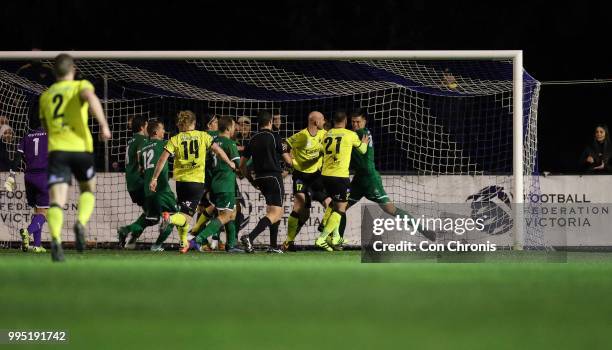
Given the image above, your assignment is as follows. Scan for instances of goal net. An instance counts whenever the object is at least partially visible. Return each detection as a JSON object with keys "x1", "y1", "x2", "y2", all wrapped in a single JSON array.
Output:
[{"x1": 0, "y1": 52, "x2": 541, "y2": 249}]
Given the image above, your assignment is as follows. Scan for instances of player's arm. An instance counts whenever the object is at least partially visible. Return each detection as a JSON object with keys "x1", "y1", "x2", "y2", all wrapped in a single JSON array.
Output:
[
  {"x1": 149, "y1": 149, "x2": 170, "y2": 192},
  {"x1": 211, "y1": 143, "x2": 236, "y2": 171},
  {"x1": 353, "y1": 132, "x2": 368, "y2": 155},
  {"x1": 80, "y1": 87, "x2": 111, "y2": 141},
  {"x1": 275, "y1": 133, "x2": 292, "y2": 168}
]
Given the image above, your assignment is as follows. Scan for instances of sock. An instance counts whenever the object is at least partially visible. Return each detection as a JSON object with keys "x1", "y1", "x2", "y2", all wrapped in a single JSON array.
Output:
[
  {"x1": 192, "y1": 210, "x2": 212, "y2": 234},
  {"x1": 286, "y1": 211, "x2": 300, "y2": 242},
  {"x1": 28, "y1": 214, "x2": 46, "y2": 247},
  {"x1": 393, "y1": 208, "x2": 421, "y2": 230},
  {"x1": 155, "y1": 225, "x2": 174, "y2": 245},
  {"x1": 225, "y1": 221, "x2": 237, "y2": 248},
  {"x1": 178, "y1": 224, "x2": 190, "y2": 246},
  {"x1": 77, "y1": 191, "x2": 95, "y2": 226},
  {"x1": 47, "y1": 205, "x2": 63, "y2": 243},
  {"x1": 170, "y1": 213, "x2": 187, "y2": 227},
  {"x1": 338, "y1": 213, "x2": 347, "y2": 238},
  {"x1": 235, "y1": 211, "x2": 244, "y2": 233},
  {"x1": 269, "y1": 221, "x2": 280, "y2": 248},
  {"x1": 248, "y1": 217, "x2": 272, "y2": 241},
  {"x1": 128, "y1": 214, "x2": 147, "y2": 239},
  {"x1": 322, "y1": 206, "x2": 332, "y2": 226},
  {"x1": 195, "y1": 218, "x2": 223, "y2": 245},
  {"x1": 319, "y1": 211, "x2": 341, "y2": 239}
]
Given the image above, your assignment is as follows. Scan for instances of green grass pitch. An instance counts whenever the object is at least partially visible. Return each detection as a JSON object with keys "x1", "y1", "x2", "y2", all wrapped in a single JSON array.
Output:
[{"x1": 2, "y1": 249, "x2": 612, "y2": 350}]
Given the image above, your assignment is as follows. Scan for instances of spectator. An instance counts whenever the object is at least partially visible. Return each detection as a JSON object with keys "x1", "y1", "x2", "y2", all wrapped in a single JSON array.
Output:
[
  {"x1": 581, "y1": 124, "x2": 611, "y2": 173},
  {"x1": 0, "y1": 116, "x2": 15, "y2": 171},
  {"x1": 236, "y1": 116, "x2": 252, "y2": 153}
]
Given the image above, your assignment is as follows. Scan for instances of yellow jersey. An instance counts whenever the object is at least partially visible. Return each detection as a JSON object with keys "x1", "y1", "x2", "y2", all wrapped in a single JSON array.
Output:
[
  {"x1": 321, "y1": 128, "x2": 366, "y2": 178},
  {"x1": 39, "y1": 80, "x2": 95, "y2": 153},
  {"x1": 164, "y1": 130, "x2": 213, "y2": 183},
  {"x1": 286, "y1": 128, "x2": 326, "y2": 173}
]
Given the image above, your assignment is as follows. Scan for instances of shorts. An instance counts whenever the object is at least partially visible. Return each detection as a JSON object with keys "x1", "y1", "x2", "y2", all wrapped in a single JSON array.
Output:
[
  {"x1": 129, "y1": 188, "x2": 146, "y2": 207},
  {"x1": 176, "y1": 181, "x2": 206, "y2": 217},
  {"x1": 349, "y1": 174, "x2": 389, "y2": 204},
  {"x1": 48, "y1": 151, "x2": 95, "y2": 186},
  {"x1": 292, "y1": 170, "x2": 328, "y2": 206},
  {"x1": 211, "y1": 192, "x2": 236, "y2": 211},
  {"x1": 144, "y1": 191, "x2": 178, "y2": 222},
  {"x1": 199, "y1": 181, "x2": 212, "y2": 207},
  {"x1": 322, "y1": 176, "x2": 350, "y2": 202},
  {"x1": 24, "y1": 172, "x2": 49, "y2": 208},
  {"x1": 254, "y1": 174, "x2": 284, "y2": 207}
]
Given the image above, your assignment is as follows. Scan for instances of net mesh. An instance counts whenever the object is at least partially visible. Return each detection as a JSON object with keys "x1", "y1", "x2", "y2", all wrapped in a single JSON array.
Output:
[{"x1": 0, "y1": 57, "x2": 541, "y2": 248}]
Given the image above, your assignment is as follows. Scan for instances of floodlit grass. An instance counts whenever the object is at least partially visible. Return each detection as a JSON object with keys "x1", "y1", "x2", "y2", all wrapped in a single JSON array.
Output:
[{"x1": 2, "y1": 249, "x2": 612, "y2": 349}]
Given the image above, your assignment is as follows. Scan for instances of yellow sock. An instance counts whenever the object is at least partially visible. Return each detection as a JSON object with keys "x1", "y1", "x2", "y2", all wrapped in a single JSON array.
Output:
[
  {"x1": 170, "y1": 213, "x2": 187, "y2": 227},
  {"x1": 47, "y1": 205, "x2": 63, "y2": 243},
  {"x1": 319, "y1": 212, "x2": 341, "y2": 239},
  {"x1": 178, "y1": 224, "x2": 190, "y2": 246},
  {"x1": 322, "y1": 206, "x2": 332, "y2": 226},
  {"x1": 287, "y1": 213, "x2": 299, "y2": 242},
  {"x1": 191, "y1": 212, "x2": 210, "y2": 233},
  {"x1": 78, "y1": 192, "x2": 95, "y2": 226}
]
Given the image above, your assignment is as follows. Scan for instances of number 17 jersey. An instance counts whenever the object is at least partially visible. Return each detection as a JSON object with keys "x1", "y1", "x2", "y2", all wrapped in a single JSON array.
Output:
[{"x1": 164, "y1": 130, "x2": 213, "y2": 183}]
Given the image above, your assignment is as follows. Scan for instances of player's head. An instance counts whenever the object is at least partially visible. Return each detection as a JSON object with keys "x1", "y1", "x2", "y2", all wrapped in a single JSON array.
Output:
[
  {"x1": 272, "y1": 112, "x2": 282, "y2": 131},
  {"x1": 53, "y1": 53, "x2": 76, "y2": 80},
  {"x1": 308, "y1": 111, "x2": 325, "y2": 130},
  {"x1": 594, "y1": 124, "x2": 609, "y2": 143},
  {"x1": 257, "y1": 111, "x2": 273, "y2": 130},
  {"x1": 176, "y1": 110, "x2": 196, "y2": 132},
  {"x1": 205, "y1": 114, "x2": 218, "y2": 131},
  {"x1": 131, "y1": 115, "x2": 148, "y2": 135},
  {"x1": 237, "y1": 116, "x2": 251, "y2": 137},
  {"x1": 332, "y1": 111, "x2": 348, "y2": 128},
  {"x1": 147, "y1": 120, "x2": 165, "y2": 140},
  {"x1": 218, "y1": 116, "x2": 236, "y2": 137},
  {"x1": 350, "y1": 108, "x2": 367, "y2": 131}
]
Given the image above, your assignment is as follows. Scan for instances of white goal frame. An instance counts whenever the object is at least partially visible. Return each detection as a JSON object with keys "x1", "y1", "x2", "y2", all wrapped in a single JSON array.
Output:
[{"x1": 0, "y1": 50, "x2": 526, "y2": 249}]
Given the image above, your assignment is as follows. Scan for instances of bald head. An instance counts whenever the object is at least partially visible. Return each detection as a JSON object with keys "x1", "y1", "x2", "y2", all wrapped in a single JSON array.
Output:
[{"x1": 308, "y1": 111, "x2": 325, "y2": 129}]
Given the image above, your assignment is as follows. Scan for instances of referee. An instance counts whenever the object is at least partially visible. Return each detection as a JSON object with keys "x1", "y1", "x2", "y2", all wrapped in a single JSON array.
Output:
[{"x1": 239, "y1": 111, "x2": 292, "y2": 253}]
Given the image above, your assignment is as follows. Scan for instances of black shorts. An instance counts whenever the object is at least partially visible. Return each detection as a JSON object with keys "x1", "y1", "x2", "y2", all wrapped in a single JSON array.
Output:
[
  {"x1": 254, "y1": 174, "x2": 284, "y2": 207},
  {"x1": 48, "y1": 151, "x2": 95, "y2": 186},
  {"x1": 198, "y1": 180, "x2": 212, "y2": 207},
  {"x1": 322, "y1": 176, "x2": 350, "y2": 202},
  {"x1": 129, "y1": 188, "x2": 145, "y2": 207},
  {"x1": 292, "y1": 170, "x2": 328, "y2": 206},
  {"x1": 176, "y1": 181, "x2": 206, "y2": 217}
]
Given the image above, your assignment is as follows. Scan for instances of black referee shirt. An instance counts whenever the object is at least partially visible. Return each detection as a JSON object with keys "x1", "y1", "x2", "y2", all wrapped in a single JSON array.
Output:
[{"x1": 243, "y1": 129, "x2": 285, "y2": 177}]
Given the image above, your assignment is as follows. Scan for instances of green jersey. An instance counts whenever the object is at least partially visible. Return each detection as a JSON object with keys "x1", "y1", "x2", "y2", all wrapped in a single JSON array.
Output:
[
  {"x1": 125, "y1": 133, "x2": 148, "y2": 191},
  {"x1": 204, "y1": 130, "x2": 219, "y2": 183},
  {"x1": 211, "y1": 135, "x2": 240, "y2": 194},
  {"x1": 351, "y1": 128, "x2": 377, "y2": 175},
  {"x1": 141, "y1": 138, "x2": 171, "y2": 197}
]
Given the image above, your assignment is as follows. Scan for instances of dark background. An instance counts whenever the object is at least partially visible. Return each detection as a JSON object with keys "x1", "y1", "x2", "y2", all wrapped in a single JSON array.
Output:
[{"x1": 0, "y1": 0, "x2": 610, "y2": 173}]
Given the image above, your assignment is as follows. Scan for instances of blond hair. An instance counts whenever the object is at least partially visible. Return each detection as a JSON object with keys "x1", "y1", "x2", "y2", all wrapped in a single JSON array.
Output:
[{"x1": 176, "y1": 110, "x2": 196, "y2": 131}]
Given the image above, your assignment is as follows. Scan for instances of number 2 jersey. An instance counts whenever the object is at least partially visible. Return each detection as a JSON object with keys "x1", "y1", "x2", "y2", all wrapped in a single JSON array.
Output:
[
  {"x1": 39, "y1": 80, "x2": 95, "y2": 153},
  {"x1": 321, "y1": 127, "x2": 366, "y2": 178},
  {"x1": 164, "y1": 130, "x2": 213, "y2": 183}
]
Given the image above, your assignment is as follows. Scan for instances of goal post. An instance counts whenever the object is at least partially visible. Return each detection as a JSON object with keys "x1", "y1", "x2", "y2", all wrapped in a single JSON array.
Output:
[{"x1": 0, "y1": 50, "x2": 535, "y2": 250}]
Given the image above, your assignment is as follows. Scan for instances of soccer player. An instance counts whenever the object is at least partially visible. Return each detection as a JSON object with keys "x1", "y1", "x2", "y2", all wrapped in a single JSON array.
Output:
[
  {"x1": 149, "y1": 110, "x2": 235, "y2": 252},
  {"x1": 39, "y1": 53, "x2": 112, "y2": 262},
  {"x1": 188, "y1": 116, "x2": 242, "y2": 253},
  {"x1": 4, "y1": 121, "x2": 49, "y2": 253},
  {"x1": 315, "y1": 111, "x2": 368, "y2": 251},
  {"x1": 117, "y1": 115, "x2": 148, "y2": 248},
  {"x1": 140, "y1": 120, "x2": 178, "y2": 251},
  {"x1": 239, "y1": 111, "x2": 292, "y2": 253},
  {"x1": 282, "y1": 111, "x2": 330, "y2": 251}
]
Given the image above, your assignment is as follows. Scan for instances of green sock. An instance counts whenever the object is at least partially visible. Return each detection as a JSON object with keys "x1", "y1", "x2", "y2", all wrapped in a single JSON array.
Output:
[
  {"x1": 128, "y1": 213, "x2": 147, "y2": 239},
  {"x1": 78, "y1": 191, "x2": 95, "y2": 226},
  {"x1": 287, "y1": 211, "x2": 300, "y2": 242},
  {"x1": 47, "y1": 205, "x2": 63, "y2": 243},
  {"x1": 155, "y1": 225, "x2": 174, "y2": 245},
  {"x1": 319, "y1": 211, "x2": 341, "y2": 239},
  {"x1": 195, "y1": 218, "x2": 222, "y2": 245},
  {"x1": 225, "y1": 221, "x2": 237, "y2": 248}
]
